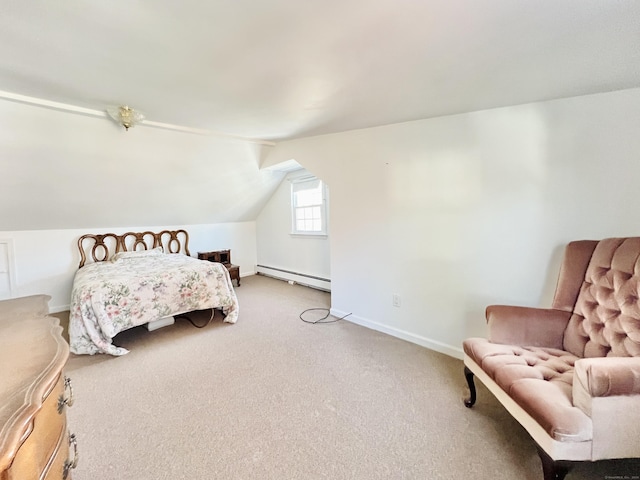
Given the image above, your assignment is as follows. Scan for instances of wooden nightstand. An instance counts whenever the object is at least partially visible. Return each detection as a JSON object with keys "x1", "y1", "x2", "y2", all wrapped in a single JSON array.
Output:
[{"x1": 197, "y1": 250, "x2": 240, "y2": 287}]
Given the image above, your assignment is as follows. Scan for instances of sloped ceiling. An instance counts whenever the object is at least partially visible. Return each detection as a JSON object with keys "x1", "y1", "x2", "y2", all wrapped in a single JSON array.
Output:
[
  {"x1": 0, "y1": 98, "x2": 284, "y2": 231},
  {"x1": 0, "y1": 1, "x2": 639, "y2": 142},
  {"x1": 1, "y1": 1, "x2": 640, "y2": 231}
]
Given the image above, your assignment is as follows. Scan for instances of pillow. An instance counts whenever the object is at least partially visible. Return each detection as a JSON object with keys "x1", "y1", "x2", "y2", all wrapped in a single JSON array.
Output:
[{"x1": 111, "y1": 246, "x2": 164, "y2": 262}]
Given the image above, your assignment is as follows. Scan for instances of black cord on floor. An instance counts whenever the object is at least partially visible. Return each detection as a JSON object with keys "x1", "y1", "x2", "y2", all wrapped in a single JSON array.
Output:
[
  {"x1": 176, "y1": 312, "x2": 214, "y2": 329},
  {"x1": 299, "y1": 308, "x2": 351, "y2": 324}
]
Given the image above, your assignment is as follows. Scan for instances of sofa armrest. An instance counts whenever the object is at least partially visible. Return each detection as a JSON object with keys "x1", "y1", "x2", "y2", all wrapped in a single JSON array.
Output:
[
  {"x1": 486, "y1": 305, "x2": 571, "y2": 349},
  {"x1": 572, "y1": 357, "x2": 640, "y2": 460},
  {"x1": 574, "y1": 357, "x2": 640, "y2": 397}
]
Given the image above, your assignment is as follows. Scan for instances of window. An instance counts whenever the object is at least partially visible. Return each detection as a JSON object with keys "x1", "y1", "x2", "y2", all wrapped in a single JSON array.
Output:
[{"x1": 291, "y1": 176, "x2": 327, "y2": 235}]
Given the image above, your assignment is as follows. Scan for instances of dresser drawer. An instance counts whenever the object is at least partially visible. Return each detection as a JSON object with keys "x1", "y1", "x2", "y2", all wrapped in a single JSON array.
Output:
[
  {"x1": 43, "y1": 429, "x2": 71, "y2": 480},
  {"x1": 6, "y1": 374, "x2": 66, "y2": 479}
]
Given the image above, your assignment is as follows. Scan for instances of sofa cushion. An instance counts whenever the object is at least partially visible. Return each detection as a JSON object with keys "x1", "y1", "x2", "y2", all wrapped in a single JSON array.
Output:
[{"x1": 464, "y1": 338, "x2": 592, "y2": 442}]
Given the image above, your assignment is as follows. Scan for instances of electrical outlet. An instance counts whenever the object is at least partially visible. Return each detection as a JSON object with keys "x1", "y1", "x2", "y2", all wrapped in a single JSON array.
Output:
[{"x1": 392, "y1": 293, "x2": 401, "y2": 307}]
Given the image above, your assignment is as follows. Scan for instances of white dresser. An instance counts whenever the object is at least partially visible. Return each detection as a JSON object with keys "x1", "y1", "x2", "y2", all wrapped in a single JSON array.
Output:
[{"x1": 0, "y1": 295, "x2": 77, "y2": 480}]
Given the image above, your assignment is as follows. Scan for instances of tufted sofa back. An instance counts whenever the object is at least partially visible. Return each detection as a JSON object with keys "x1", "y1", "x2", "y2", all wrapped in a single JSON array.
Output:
[{"x1": 557, "y1": 237, "x2": 640, "y2": 358}]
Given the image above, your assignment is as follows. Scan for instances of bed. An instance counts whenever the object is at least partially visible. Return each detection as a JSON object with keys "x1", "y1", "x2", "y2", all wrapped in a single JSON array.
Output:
[{"x1": 69, "y1": 229, "x2": 239, "y2": 356}]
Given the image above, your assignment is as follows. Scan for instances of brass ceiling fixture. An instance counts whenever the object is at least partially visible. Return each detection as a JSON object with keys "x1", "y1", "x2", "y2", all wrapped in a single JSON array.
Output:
[{"x1": 106, "y1": 105, "x2": 145, "y2": 130}]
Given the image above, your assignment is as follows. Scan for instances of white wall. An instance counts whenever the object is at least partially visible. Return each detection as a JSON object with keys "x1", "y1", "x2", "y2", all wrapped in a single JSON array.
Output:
[
  {"x1": 264, "y1": 88, "x2": 640, "y2": 358},
  {"x1": 0, "y1": 98, "x2": 283, "y2": 230},
  {"x1": 255, "y1": 169, "x2": 330, "y2": 290},
  {"x1": 0, "y1": 222, "x2": 257, "y2": 312}
]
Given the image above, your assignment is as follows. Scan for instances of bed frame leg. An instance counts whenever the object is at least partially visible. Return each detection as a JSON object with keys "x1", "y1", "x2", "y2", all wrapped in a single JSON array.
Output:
[
  {"x1": 536, "y1": 445, "x2": 570, "y2": 480},
  {"x1": 463, "y1": 366, "x2": 476, "y2": 408}
]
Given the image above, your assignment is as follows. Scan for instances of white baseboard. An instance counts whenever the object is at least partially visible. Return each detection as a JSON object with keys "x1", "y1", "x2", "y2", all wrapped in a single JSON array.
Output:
[
  {"x1": 256, "y1": 266, "x2": 330, "y2": 292},
  {"x1": 331, "y1": 308, "x2": 464, "y2": 360},
  {"x1": 50, "y1": 304, "x2": 70, "y2": 314}
]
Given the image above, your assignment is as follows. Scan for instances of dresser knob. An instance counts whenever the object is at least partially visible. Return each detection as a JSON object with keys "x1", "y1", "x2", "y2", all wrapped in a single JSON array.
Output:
[
  {"x1": 57, "y1": 376, "x2": 74, "y2": 413},
  {"x1": 63, "y1": 433, "x2": 79, "y2": 479}
]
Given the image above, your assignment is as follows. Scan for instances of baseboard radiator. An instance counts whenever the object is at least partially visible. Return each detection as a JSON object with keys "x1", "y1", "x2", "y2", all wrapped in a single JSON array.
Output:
[{"x1": 256, "y1": 265, "x2": 331, "y2": 292}]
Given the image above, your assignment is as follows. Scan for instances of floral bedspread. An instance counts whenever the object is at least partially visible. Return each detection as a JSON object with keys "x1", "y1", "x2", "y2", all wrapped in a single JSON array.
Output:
[{"x1": 69, "y1": 253, "x2": 239, "y2": 356}]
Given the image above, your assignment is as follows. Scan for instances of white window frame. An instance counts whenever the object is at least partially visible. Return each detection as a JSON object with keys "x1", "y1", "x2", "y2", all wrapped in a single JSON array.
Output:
[{"x1": 290, "y1": 176, "x2": 328, "y2": 236}]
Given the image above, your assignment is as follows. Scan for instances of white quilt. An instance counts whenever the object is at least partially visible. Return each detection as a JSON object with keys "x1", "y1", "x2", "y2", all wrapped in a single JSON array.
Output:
[{"x1": 69, "y1": 251, "x2": 238, "y2": 355}]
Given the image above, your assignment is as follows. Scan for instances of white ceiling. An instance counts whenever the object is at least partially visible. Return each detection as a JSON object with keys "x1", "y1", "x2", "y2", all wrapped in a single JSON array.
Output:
[{"x1": 1, "y1": 0, "x2": 639, "y2": 142}]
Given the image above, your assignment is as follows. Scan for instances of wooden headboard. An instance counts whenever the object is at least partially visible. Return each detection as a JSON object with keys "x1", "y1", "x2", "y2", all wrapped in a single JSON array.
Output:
[{"x1": 77, "y1": 229, "x2": 190, "y2": 268}]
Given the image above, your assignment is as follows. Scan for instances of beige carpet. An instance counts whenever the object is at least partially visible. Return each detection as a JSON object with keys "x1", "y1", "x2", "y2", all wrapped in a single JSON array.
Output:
[{"x1": 64, "y1": 275, "x2": 640, "y2": 480}]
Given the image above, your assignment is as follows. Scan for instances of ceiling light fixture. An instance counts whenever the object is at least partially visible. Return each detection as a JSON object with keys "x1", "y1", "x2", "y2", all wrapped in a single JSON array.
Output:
[{"x1": 106, "y1": 105, "x2": 145, "y2": 131}]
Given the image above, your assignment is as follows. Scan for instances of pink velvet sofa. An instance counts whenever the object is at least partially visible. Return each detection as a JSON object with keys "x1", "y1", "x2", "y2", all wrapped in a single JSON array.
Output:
[{"x1": 463, "y1": 238, "x2": 640, "y2": 480}]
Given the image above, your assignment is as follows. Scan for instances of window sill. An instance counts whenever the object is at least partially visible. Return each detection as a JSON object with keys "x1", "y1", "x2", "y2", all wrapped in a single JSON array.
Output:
[{"x1": 289, "y1": 232, "x2": 328, "y2": 239}]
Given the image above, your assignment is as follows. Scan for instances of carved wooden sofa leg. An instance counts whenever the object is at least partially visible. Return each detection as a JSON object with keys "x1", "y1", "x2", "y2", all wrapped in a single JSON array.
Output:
[
  {"x1": 536, "y1": 445, "x2": 571, "y2": 480},
  {"x1": 463, "y1": 366, "x2": 574, "y2": 480},
  {"x1": 463, "y1": 366, "x2": 476, "y2": 408}
]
